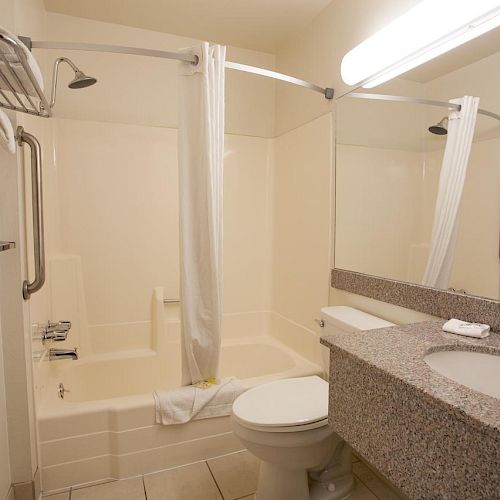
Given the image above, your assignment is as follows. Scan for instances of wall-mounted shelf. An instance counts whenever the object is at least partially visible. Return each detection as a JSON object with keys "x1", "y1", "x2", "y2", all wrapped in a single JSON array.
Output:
[
  {"x1": 0, "y1": 28, "x2": 51, "y2": 118},
  {"x1": 0, "y1": 241, "x2": 15, "y2": 252}
]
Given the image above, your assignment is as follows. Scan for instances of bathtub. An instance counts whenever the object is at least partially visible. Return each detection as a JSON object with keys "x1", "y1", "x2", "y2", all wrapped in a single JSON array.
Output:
[{"x1": 36, "y1": 331, "x2": 322, "y2": 493}]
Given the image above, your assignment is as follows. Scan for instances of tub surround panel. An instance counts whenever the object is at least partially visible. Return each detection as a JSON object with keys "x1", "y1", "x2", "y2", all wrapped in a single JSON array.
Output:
[
  {"x1": 321, "y1": 321, "x2": 500, "y2": 499},
  {"x1": 331, "y1": 269, "x2": 500, "y2": 332}
]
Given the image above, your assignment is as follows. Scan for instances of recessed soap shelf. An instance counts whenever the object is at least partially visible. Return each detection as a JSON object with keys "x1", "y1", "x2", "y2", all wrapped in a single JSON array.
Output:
[{"x1": 0, "y1": 241, "x2": 15, "y2": 252}]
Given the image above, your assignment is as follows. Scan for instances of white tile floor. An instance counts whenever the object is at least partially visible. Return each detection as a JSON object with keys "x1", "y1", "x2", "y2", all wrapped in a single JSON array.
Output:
[{"x1": 43, "y1": 450, "x2": 405, "y2": 500}]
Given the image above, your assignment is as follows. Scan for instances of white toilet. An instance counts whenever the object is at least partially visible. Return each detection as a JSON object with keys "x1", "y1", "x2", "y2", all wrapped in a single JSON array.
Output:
[{"x1": 231, "y1": 306, "x2": 395, "y2": 500}]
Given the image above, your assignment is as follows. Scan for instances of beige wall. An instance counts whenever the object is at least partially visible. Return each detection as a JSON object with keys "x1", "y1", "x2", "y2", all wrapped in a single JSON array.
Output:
[
  {"x1": 0, "y1": 326, "x2": 10, "y2": 500},
  {"x1": 272, "y1": 113, "x2": 333, "y2": 335},
  {"x1": 45, "y1": 13, "x2": 276, "y2": 138},
  {"x1": 0, "y1": 4, "x2": 15, "y2": 495},
  {"x1": 274, "y1": 0, "x2": 421, "y2": 136},
  {"x1": 25, "y1": 14, "x2": 277, "y2": 348},
  {"x1": 0, "y1": 0, "x2": 49, "y2": 494},
  {"x1": 54, "y1": 119, "x2": 274, "y2": 326}
]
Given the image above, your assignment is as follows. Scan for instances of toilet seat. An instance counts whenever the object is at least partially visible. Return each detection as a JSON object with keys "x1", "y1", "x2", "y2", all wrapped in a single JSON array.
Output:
[{"x1": 232, "y1": 376, "x2": 329, "y2": 433}]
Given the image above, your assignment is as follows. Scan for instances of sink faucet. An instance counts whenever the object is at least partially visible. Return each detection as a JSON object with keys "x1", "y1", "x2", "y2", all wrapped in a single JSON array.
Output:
[{"x1": 49, "y1": 347, "x2": 78, "y2": 361}]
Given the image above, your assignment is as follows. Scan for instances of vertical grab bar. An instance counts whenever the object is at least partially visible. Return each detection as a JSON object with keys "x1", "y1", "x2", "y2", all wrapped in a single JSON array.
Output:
[{"x1": 16, "y1": 126, "x2": 45, "y2": 300}]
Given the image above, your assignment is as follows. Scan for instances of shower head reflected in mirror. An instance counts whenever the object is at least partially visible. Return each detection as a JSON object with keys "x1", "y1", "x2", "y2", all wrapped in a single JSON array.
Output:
[
  {"x1": 428, "y1": 116, "x2": 448, "y2": 135},
  {"x1": 50, "y1": 57, "x2": 97, "y2": 107}
]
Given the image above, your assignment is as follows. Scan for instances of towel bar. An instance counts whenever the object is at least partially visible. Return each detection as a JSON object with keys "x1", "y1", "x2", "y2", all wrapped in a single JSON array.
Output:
[{"x1": 163, "y1": 298, "x2": 180, "y2": 304}]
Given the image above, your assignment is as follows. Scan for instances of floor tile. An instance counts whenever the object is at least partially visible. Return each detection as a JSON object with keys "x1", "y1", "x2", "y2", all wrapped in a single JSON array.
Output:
[
  {"x1": 353, "y1": 461, "x2": 405, "y2": 500},
  {"x1": 349, "y1": 478, "x2": 378, "y2": 500},
  {"x1": 144, "y1": 462, "x2": 222, "y2": 500},
  {"x1": 42, "y1": 494, "x2": 70, "y2": 500},
  {"x1": 70, "y1": 477, "x2": 145, "y2": 500},
  {"x1": 207, "y1": 451, "x2": 260, "y2": 500}
]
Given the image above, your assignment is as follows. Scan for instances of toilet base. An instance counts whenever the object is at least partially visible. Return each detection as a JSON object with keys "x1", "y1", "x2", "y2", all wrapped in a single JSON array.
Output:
[
  {"x1": 256, "y1": 462, "x2": 309, "y2": 500},
  {"x1": 255, "y1": 463, "x2": 355, "y2": 500},
  {"x1": 309, "y1": 473, "x2": 355, "y2": 500}
]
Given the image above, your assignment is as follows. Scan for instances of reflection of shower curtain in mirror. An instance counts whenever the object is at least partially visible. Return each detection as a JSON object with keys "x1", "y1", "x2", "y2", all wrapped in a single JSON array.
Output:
[
  {"x1": 178, "y1": 42, "x2": 225, "y2": 385},
  {"x1": 422, "y1": 96, "x2": 479, "y2": 289}
]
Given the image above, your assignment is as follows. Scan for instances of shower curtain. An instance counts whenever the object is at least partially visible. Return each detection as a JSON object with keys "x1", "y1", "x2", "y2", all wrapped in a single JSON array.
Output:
[
  {"x1": 178, "y1": 43, "x2": 225, "y2": 386},
  {"x1": 421, "y1": 96, "x2": 479, "y2": 289}
]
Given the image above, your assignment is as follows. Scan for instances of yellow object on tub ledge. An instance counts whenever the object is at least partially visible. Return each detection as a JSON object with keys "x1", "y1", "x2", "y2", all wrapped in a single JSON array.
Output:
[
  {"x1": 153, "y1": 376, "x2": 245, "y2": 425},
  {"x1": 195, "y1": 377, "x2": 218, "y2": 388}
]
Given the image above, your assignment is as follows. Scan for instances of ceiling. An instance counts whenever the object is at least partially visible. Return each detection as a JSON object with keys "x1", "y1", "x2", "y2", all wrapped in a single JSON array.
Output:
[{"x1": 43, "y1": 0, "x2": 333, "y2": 53}]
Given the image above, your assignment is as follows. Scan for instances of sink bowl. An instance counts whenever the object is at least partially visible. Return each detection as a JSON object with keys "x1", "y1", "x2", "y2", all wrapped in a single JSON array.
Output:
[{"x1": 424, "y1": 350, "x2": 500, "y2": 399}]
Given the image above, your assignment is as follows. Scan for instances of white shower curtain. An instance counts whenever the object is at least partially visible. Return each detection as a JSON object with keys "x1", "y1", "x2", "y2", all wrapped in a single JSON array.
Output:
[
  {"x1": 178, "y1": 43, "x2": 225, "y2": 386},
  {"x1": 421, "y1": 96, "x2": 479, "y2": 288}
]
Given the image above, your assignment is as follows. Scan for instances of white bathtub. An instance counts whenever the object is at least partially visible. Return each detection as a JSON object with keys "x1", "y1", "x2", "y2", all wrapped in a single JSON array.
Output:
[{"x1": 36, "y1": 332, "x2": 322, "y2": 493}]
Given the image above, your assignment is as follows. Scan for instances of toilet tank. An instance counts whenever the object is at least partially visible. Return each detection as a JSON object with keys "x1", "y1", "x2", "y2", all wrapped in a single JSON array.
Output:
[
  {"x1": 319, "y1": 306, "x2": 395, "y2": 375},
  {"x1": 320, "y1": 306, "x2": 395, "y2": 335}
]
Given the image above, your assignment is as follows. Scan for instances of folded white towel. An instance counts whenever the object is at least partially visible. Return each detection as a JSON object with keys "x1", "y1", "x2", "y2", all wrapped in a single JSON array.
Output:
[
  {"x1": 443, "y1": 318, "x2": 490, "y2": 339},
  {"x1": 0, "y1": 27, "x2": 44, "y2": 96},
  {"x1": 0, "y1": 109, "x2": 15, "y2": 154},
  {"x1": 153, "y1": 377, "x2": 245, "y2": 425}
]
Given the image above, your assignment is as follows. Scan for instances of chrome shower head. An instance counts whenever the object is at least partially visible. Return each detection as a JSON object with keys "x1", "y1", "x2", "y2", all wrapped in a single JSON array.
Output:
[
  {"x1": 50, "y1": 57, "x2": 98, "y2": 107},
  {"x1": 68, "y1": 70, "x2": 98, "y2": 89},
  {"x1": 428, "y1": 116, "x2": 448, "y2": 135}
]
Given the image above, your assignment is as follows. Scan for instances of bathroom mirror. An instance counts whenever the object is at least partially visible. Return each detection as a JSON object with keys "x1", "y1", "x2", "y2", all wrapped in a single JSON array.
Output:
[{"x1": 334, "y1": 26, "x2": 500, "y2": 300}]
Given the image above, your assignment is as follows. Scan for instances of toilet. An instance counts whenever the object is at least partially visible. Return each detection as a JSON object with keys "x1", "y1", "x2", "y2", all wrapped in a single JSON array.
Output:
[{"x1": 231, "y1": 306, "x2": 395, "y2": 500}]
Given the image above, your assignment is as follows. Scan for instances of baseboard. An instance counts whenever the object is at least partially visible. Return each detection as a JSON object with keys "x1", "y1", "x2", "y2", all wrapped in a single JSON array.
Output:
[
  {"x1": 4, "y1": 486, "x2": 14, "y2": 500},
  {"x1": 12, "y1": 481, "x2": 34, "y2": 500}
]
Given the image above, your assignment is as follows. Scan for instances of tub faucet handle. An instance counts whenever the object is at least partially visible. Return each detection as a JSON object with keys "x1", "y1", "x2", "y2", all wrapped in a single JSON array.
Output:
[
  {"x1": 47, "y1": 320, "x2": 72, "y2": 333},
  {"x1": 36, "y1": 320, "x2": 72, "y2": 343}
]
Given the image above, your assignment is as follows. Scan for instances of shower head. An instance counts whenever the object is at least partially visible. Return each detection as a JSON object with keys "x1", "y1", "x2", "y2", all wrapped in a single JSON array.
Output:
[
  {"x1": 428, "y1": 116, "x2": 448, "y2": 135},
  {"x1": 50, "y1": 57, "x2": 98, "y2": 107},
  {"x1": 68, "y1": 70, "x2": 98, "y2": 89}
]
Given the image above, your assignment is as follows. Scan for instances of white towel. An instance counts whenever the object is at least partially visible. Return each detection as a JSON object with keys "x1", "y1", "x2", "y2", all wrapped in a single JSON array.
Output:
[
  {"x1": 154, "y1": 377, "x2": 245, "y2": 425},
  {"x1": 0, "y1": 27, "x2": 44, "y2": 96},
  {"x1": 443, "y1": 318, "x2": 490, "y2": 339},
  {"x1": 0, "y1": 109, "x2": 15, "y2": 154}
]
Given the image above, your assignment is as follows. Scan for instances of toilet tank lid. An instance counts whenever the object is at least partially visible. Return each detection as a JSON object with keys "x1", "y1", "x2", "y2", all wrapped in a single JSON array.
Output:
[{"x1": 320, "y1": 306, "x2": 395, "y2": 331}]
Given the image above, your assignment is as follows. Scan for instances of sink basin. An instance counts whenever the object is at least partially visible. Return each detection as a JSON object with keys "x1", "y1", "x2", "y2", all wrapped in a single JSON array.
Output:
[{"x1": 424, "y1": 350, "x2": 500, "y2": 399}]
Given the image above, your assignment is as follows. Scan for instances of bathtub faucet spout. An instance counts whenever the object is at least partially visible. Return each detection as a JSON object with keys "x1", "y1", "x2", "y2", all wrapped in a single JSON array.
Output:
[{"x1": 49, "y1": 347, "x2": 78, "y2": 361}]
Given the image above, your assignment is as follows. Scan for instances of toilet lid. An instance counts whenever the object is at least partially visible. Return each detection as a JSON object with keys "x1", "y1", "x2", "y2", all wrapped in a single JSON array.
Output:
[{"x1": 232, "y1": 376, "x2": 329, "y2": 429}]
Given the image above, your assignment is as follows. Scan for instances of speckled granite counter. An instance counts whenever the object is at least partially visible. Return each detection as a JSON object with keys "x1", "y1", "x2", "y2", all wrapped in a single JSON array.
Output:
[{"x1": 321, "y1": 320, "x2": 500, "y2": 500}]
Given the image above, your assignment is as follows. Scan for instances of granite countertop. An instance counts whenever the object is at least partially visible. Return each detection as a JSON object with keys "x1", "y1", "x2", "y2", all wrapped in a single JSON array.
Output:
[{"x1": 321, "y1": 320, "x2": 500, "y2": 431}]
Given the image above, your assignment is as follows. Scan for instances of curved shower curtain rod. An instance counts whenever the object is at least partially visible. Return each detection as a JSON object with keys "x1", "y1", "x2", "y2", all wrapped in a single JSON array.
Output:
[
  {"x1": 26, "y1": 39, "x2": 334, "y2": 100},
  {"x1": 348, "y1": 92, "x2": 500, "y2": 123}
]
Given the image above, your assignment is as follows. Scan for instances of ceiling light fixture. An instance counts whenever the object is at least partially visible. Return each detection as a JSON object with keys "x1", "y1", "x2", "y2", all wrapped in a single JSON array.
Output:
[{"x1": 341, "y1": 0, "x2": 500, "y2": 88}]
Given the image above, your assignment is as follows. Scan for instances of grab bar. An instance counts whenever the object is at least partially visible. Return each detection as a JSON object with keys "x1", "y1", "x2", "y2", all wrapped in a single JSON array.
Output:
[{"x1": 17, "y1": 126, "x2": 45, "y2": 299}]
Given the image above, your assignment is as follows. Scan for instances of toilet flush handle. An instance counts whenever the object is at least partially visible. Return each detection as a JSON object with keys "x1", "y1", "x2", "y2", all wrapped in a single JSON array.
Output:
[{"x1": 314, "y1": 318, "x2": 325, "y2": 328}]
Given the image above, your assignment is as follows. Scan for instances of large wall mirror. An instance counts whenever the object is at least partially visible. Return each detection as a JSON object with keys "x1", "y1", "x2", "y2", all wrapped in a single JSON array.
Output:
[{"x1": 334, "y1": 26, "x2": 500, "y2": 301}]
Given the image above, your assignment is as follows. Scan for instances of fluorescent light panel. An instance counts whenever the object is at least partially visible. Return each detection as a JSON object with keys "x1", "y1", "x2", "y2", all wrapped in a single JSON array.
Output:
[{"x1": 341, "y1": 0, "x2": 500, "y2": 88}]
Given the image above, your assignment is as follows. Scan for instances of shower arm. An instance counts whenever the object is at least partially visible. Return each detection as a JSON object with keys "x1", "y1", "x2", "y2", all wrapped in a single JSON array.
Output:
[
  {"x1": 49, "y1": 57, "x2": 80, "y2": 108},
  {"x1": 27, "y1": 39, "x2": 335, "y2": 100}
]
